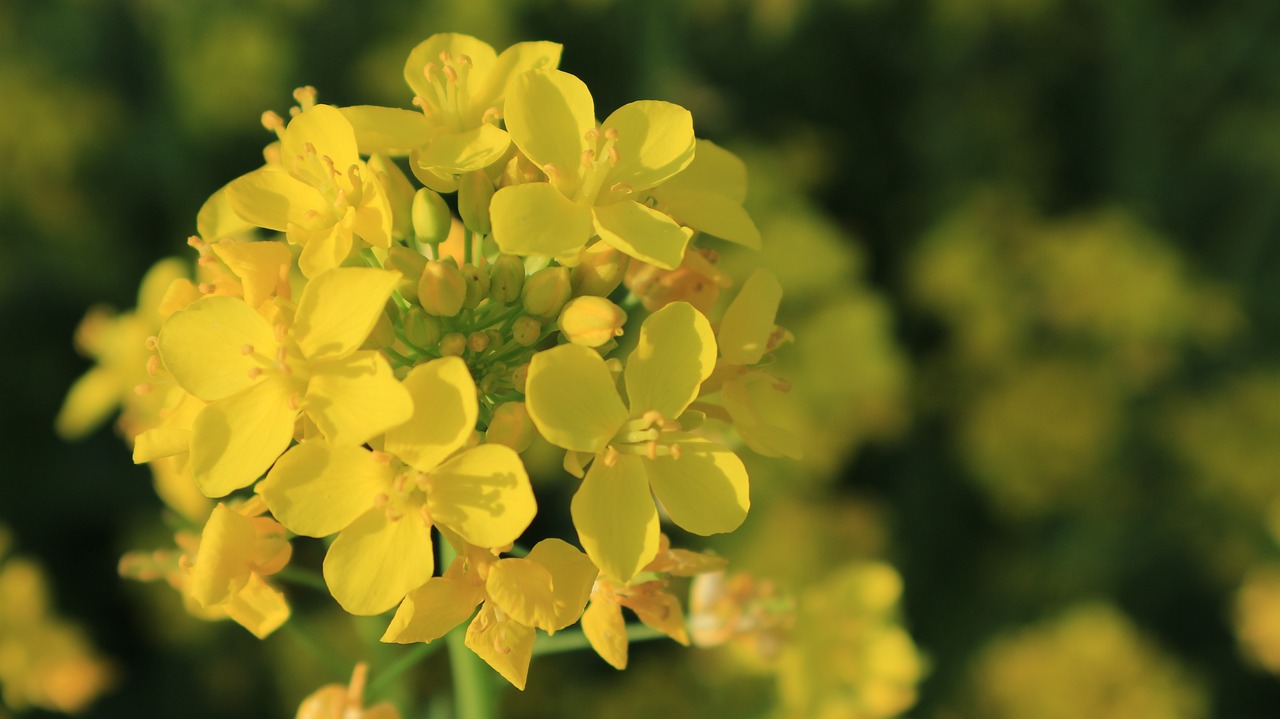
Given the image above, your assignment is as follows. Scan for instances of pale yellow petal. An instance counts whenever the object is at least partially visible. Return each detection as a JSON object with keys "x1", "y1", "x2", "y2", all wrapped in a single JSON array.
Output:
[
  {"x1": 427, "y1": 445, "x2": 535, "y2": 549},
  {"x1": 54, "y1": 368, "x2": 119, "y2": 440},
  {"x1": 280, "y1": 104, "x2": 359, "y2": 175},
  {"x1": 652, "y1": 188, "x2": 761, "y2": 249},
  {"x1": 404, "y1": 34, "x2": 498, "y2": 108},
  {"x1": 600, "y1": 100, "x2": 695, "y2": 192},
  {"x1": 465, "y1": 603, "x2": 535, "y2": 690},
  {"x1": 582, "y1": 598, "x2": 628, "y2": 669},
  {"x1": 223, "y1": 573, "x2": 290, "y2": 639},
  {"x1": 293, "y1": 267, "x2": 401, "y2": 361},
  {"x1": 259, "y1": 442, "x2": 392, "y2": 537},
  {"x1": 486, "y1": 558, "x2": 558, "y2": 631},
  {"x1": 197, "y1": 185, "x2": 256, "y2": 241},
  {"x1": 296, "y1": 220, "x2": 354, "y2": 279},
  {"x1": 188, "y1": 380, "x2": 297, "y2": 497},
  {"x1": 723, "y1": 373, "x2": 805, "y2": 460},
  {"x1": 526, "y1": 538, "x2": 597, "y2": 631},
  {"x1": 306, "y1": 351, "x2": 413, "y2": 446},
  {"x1": 158, "y1": 295, "x2": 276, "y2": 401},
  {"x1": 385, "y1": 357, "x2": 477, "y2": 473},
  {"x1": 624, "y1": 301, "x2": 717, "y2": 419},
  {"x1": 226, "y1": 169, "x2": 324, "y2": 232},
  {"x1": 472, "y1": 41, "x2": 563, "y2": 113},
  {"x1": 149, "y1": 455, "x2": 212, "y2": 523},
  {"x1": 657, "y1": 138, "x2": 747, "y2": 203},
  {"x1": 189, "y1": 503, "x2": 256, "y2": 607},
  {"x1": 490, "y1": 182, "x2": 593, "y2": 258},
  {"x1": 323, "y1": 508, "x2": 435, "y2": 615},
  {"x1": 341, "y1": 105, "x2": 431, "y2": 156},
  {"x1": 718, "y1": 269, "x2": 782, "y2": 366},
  {"x1": 646, "y1": 440, "x2": 749, "y2": 535},
  {"x1": 504, "y1": 69, "x2": 593, "y2": 192},
  {"x1": 572, "y1": 455, "x2": 659, "y2": 583},
  {"x1": 382, "y1": 575, "x2": 484, "y2": 644},
  {"x1": 210, "y1": 240, "x2": 292, "y2": 309},
  {"x1": 526, "y1": 344, "x2": 628, "y2": 454},
  {"x1": 418, "y1": 125, "x2": 511, "y2": 174},
  {"x1": 592, "y1": 200, "x2": 692, "y2": 271},
  {"x1": 351, "y1": 179, "x2": 394, "y2": 248}
]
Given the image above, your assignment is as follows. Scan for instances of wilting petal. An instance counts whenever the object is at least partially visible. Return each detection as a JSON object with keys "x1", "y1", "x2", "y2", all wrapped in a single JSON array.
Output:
[
  {"x1": 572, "y1": 455, "x2": 659, "y2": 583},
  {"x1": 646, "y1": 440, "x2": 749, "y2": 536},
  {"x1": 385, "y1": 357, "x2": 477, "y2": 473},
  {"x1": 490, "y1": 182, "x2": 593, "y2": 258},
  {"x1": 306, "y1": 351, "x2": 413, "y2": 446},
  {"x1": 158, "y1": 295, "x2": 276, "y2": 402},
  {"x1": 259, "y1": 442, "x2": 391, "y2": 537},
  {"x1": 504, "y1": 69, "x2": 593, "y2": 194},
  {"x1": 465, "y1": 603, "x2": 535, "y2": 691},
  {"x1": 324, "y1": 508, "x2": 435, "y2": 616},
  {"x1": 223, "y1": 573, "x2": 290, "y2": 639},
  {"x1": 342, "y1": 105, "x2": 431, "y2": 156},
  {"x1": 382, "y1": 574, "x2": 484, "y2": 644},
  {"x1": 601, "y1": 101, "x2": 695, "y2": 192},
  {"x1": 592, "y1": 200, "x2": 692, "y2": 271},
  {"x1": 624, "y1": 301, "x2": 717, "y2": 420},
  {"x1": 189, "y1": 380, "x2": 297, "y2": 497},
  {"x1": 293, "y1": 267, "x2": 401, "y2": 362},
  {"x1": 526, "y1": 344, "x2": 628, "y2": 454},
  {"x1": 718, "y1": 269, "x2": 782, "y2": 366},
  {"x1": 427, "y1": 445, "x2": 535, "y2": 549}
]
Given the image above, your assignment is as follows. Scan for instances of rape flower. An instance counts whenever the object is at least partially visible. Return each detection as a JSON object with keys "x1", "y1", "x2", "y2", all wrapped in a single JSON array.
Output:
[
  {"x1": 157, "y1": 267, "x2": 412, "y2": 496},
  {"x1": 526, "y1": 301, "x2": 750, "y2": 582},
  {"x1": 186, "y1": 498, "x2": 292, "y2": 639},
  {"x1": 382, "y1": 536, "x2": 596, "y2": 690},
  {"x1": 490, "y1": 69, "x2": 696, "y2": 269},
  {"x1": 296, "y1": 663, "x2": 400, "y2": 719},
  {"x1": 344, "y1": 34, "x2": 562, "y2": 186},
  {"x1": 226, "y1": 100, "x2": 393, "y2": 278},
  {"x1": 258, "y1": 357, "x2": 535, "y2": 615}
]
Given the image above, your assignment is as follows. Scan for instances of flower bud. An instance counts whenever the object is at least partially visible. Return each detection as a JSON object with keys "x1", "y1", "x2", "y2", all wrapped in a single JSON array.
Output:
[
  {"x1": 458, "y1": 171, "x2": 494, "y2": 235},
  {"x1": 467, "y1": 331, "x2": 490, "y2": 353},
  {"x1": 386, "y1": 246, "x2": 427, "y2": 303},
  {"x1": 571, "y1": 243, "x2": 629, "y2": 297},
  {"x1": 439, "y1": 332, "x2": 466, "y2": 357},
  {"x1": 557, "y1": 296, "x2": 628, "y2": 347},
  {"x1": 511, "y1": 363, "x2": 530, "y2": 393},
  {"x1": 486, "y1": 402, "x2": 535, "y2": 453},
  {"x1": 460, "y1": 263, "x2": 490, "y2": 309},
  {"x1": 419, "y1": 259, "x2": 466, "y2": 317},
  {"x1": 512, "y1": 316, "x2": 541, "y2": 346},
  {"x1": 412, "y1": 188, "x2": 452, "y2": 246},
  {"x1": 402, "y1": 307, "x2": 441, "y2": 348},
  {"x1": 522, "y1": 266, "x2": 571, "y2": 319},
  {"x1": 489, "y1": 254, "x2": 525, "y2": 305}
]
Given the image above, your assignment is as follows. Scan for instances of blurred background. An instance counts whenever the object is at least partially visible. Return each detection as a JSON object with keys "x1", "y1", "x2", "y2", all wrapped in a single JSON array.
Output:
[{"x1": 4, "y1": 0, "x2": 1280, "y2": 717}]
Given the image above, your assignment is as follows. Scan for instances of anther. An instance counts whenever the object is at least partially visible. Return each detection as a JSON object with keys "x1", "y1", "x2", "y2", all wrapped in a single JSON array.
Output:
[
  {"x1": 197, "y1": 282, "x2": 216, "y2": 294},
  {"x1": 443, "y1": 65, "x2": 458, "y2": 83},
  {"x1": 373, "y1": 493, "x2": 389, "y2": 509},
  {"x1": 303, "y1": 142, "x2": 317, "y2": 156},
  {"x1": 292, "y1": 86, "x2": 317, "y2": 109},
  {"x1": 603, "y1": 445, "x2": 621, "y2": 467},
  {"x1": 371, "y1": 450, "x2": 392, "y2": 464},
  {"x1": 481, "y1": 107, "x2": 501, "y2": 124},
  {"x1": 240, "y1": 343, "x2": 255, "y2": 355},
  {"x1": 423, "y1": 62, "x2": 438, "y2": 81},
  {"x1": 186, "y1": 235, "x2": 206, "y2": 249},
  {"x1": 197, "y1": 255, "x2": 217, "y2": 267},
  {"x1": 274, "y1": 323, "x2": 287, "y2": 342},
  {"x1": 610, "y1": 182, "x2": 633, "y2": 195},
  {"x1": 247, "y1": 367, "x2": 262, "y2": 379},
  {"x1": 260, "y1": 111, "x2": 285, "y2": 132},
  {"x1": 585, "y1": 128, "x2": 600, "y2": 142},
  {"x1": 145, "y1": 336, "x2": 159, "y2": 350},
  {"x1": 581, "y1": 149, "x2": 596, "y2": 167},
  {"x1": 670, "y1": 443, "x2": 683, "y2": 460},
  {"x1": 276, "y1": 346, "x2": 288, "y2": 364},
  {"x1": 439, "y1": 50, "x2": 452, "y2": 64},
  {"x1": 604, "y1": 127, "x2": 619, "y2": 141},
  {"x1": 145, "y1": 355, "x2": 161, "y2": 376},
  {"x1": 646, "y1": 440, "x2": 659, "y2": 460},
  {"x1": 418, "y1": 504, "x2": 433, "y2": 526},
  {"x1": 542, "y1": 163, "x2": 560, "y2": 182},
  {"x1": 134, "y1": 383, "x2": 153, "y2": 396},
  {"x1": 607, "y1": 146, "x2": 620, "y2": 166},
  {"x1": 457, "y1": 54, "x2": 472, "y2": 68},
  {"x1": 287, "y1": 395, "x2": 301, "y2": 411}
]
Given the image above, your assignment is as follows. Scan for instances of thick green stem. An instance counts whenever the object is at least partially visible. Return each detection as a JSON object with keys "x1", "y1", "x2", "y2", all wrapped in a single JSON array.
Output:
[{"x1": 441, "y1": 542, "x2": 495, "y2": 719}]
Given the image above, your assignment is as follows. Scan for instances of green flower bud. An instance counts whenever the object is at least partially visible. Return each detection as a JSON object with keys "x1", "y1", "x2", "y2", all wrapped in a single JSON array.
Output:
[
  {"x1": 412, "y1": 188, "x2": 452, "y2": 246},
  {"x1": 461, "y1": 263, "x2": 490, "y2": 309},
  {"x1": 512, "y1": 316, "x2": 542, "y2": 346},
  {"x1": 489, "y1": 254, "x2": 525, "y2": 305},
  {"x1": 467, "y1": 331, "x2": 490, "y2": 353},
  {"x1": 458, "y1": 171, "x2": 494, "y2": 235},
  {"x1": 439, "y1": 332, "x2": 467, "y2": 357},
  {"x1": 403, "y1": 307, "x2": 441, "y2": 348},
  {"x1": 557, "y1": 296, "x2": 628, "y2": 347},
  {"x1": 419, "y1": 259, "x2": 466, "y2": 317},
  {"x1": 522, "y1": 266, "x2": 571, "y2": 319},
  {"x1": 486, "y1": 402, "x2": 535, "y2": 453},
  {"x1": 571, "y1": 242, "x2": 629, "y2": 297},
  {"x1": 511, "y1": 363, "x2": 529, "y2": 394},
  {"x1": 386, "y1": 245, "x2": 427, "y2": 303}
]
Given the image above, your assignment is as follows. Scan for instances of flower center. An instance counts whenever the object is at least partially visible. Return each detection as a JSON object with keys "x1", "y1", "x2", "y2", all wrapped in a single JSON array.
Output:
[
  {"x1": 572, "y1": 127, "x2": 632, "y2": 206},
  {"x1": 607, "y1": 410, "x2": 691, "y2": 462},
  {"x1": 371, "y1": 453, "x2": 434, "y2": 527},
  {"x1": 413, "y1": 51, "x2": 483, "y2": 134}
]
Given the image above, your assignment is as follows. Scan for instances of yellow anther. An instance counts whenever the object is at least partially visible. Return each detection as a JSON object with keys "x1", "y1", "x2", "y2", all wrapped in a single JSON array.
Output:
[
  {"x1": 186, "y1": 235, "x2": 206, "y2": 249},
  {"x1": 439, "y1": 50, "x2": 452, "y2": 63},
  {"x1": 276, "y1": 346, "x2": 288, "y2": 364},
  {"x1": 145, "y1": 336, "x2": 159, "y2": 350},
  {"x1": 133, "y1": 383, "x2": 153, "y2": 396},
  {"x1": 373, "y1": 493, "x2": 389, "y2": 508},
  {"x1": 145, "y1": 355, "x2": 161, "y2": 377},
  {"x1": 287, "y1": 394, "x2": 301, "y2": 411},
  {"x1": 240, "y1": 343, "x2": 254, "y2": 355},
  {"x1": 274, "y1": 323, "x2": 287, "y2": 341},
  {"x1": 603, "y1": 445, "x2": 621, "y2": 467},
  {"x1": 303, "y1": 142, "x2": 317, "y2": 156},
  {"x1": 457, "y1": 54, "x2": 473, "y2": 68},
  {"x1": 260, "y1": 110, "x2": 285, "y2": 132},
  {"x1": 197, "y1": 255, "x2": 217, "y2": 267},
  {"x1": 247, "y1": 367, "x2": 262, "y2": 379},
  {"x1": 581, "y1": 149, "x2": 596, "y2": 167},
  {"x1": 607, "y1": 146, "x2": 620, "y2": 166},
  {"x1": 384, "y1": 506, "x2": 403, "y2": 522},
  {"x1": 197, "y1": 282, "x2": 216, "y2": 294},
  {"x1": 370, "y1": 450, "x2": 392, "y2": 464},
  {"x1": 443, "y1": 65, "x2": 458, "y2": 83},
  {"x1": 670, "y1": 443, "x2": 683, "y2": 460},
  {"x1": 604, "y1": 127, "x2": 619, "y2": 141},
  {"x1": 418, "y1": 504, "x2": 433, "y2": 526},
  {"x1": 393, "y1": 473, "x2": 409, "y2": 493},
  {"x1": 288, "y1": 106, "x2": 301, "y2": 117},
  {"x1": 291, "y1": 86, "x2": 317, "y2": 109},
  {"x1": 640, "y1": 410, "x2": 666, "y2": 428},
  {"x1": 585, "y1": 128, "x2": 600, "y2": 142},
  {"x1": 610, "y1": 182, "x2": 632, "y2": 195},
  {"x1": 646, "y1": 440, "x2": 659, "y2": 460}
]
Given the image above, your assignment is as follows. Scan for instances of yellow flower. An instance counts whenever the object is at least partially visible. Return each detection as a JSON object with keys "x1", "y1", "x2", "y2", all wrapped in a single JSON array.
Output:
[
  {"x1": 157, "y1": 267, "x2": 412, "y2": 496},
  {"x1": 526, "y1": 301, "x2": 750, "y2": 582},
  {"x1": 344, "y1": 34, "x2": 562, "y2": 187},
  {"x1": 296, "y1": 663, "x2": 401, "y2": 719},
  {"x1": 258, "y1": 357, "x2": 535, "y2": 615},
  {"x1": 490, "y1": 69, "x2": 696, "y2": 269},
  {"x1": 647, "y1": 138, "x2": 761, "y2": 250},
  {"x1": 186, "y1": 499, "x2": 292, "y2": 639},
  {"x1": 382, "y1": 537, "x2": 596, "y2": 690},
  {"x1": 226, "y1": 102, "x2": 393, "y2": 278}
]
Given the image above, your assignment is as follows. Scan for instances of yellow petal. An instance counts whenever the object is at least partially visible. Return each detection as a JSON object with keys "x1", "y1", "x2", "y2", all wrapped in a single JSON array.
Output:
[
  {"x1": 296, "y1": 220, "x2": 355, "y2": 279},
  {"x1": 210, "y1": 240, "x2": 292, "y2": 309},
  {"x1": 472, "y1": 41, "x2": 563, "y2": 114},
  {"x1": 623, "y1": 590, "x2": 688, "y2": 644},
  {"x1": 592, "y1": 200, "x2": 692, "y2": 271},
  {"x1": 409, "y1": 151, "x2": 460, "y2": 193},
  {"x1": 657, "y1": 138, "x2": 747, "y2": 203},
  {"x1": 351, "y1": 180, "x2": 394, "y2": 248},
  {"x1": 138, "y1": 257, "x2": 192, "y2": 322},
  {"x1": 526, "y1": 344, "x2": 628, "y2": 454},
  {"x1": 504, "y1": 69, "x2": 593, "y2": 193},
  {"x1": 723, "y1": 373, "x2": 805, "y2": 460},
  {"x1": 324, "y1": 508, "x2": 434, "y2": 615},
  {"x1": 624, "y1": 301, "x2": 717, "y2": 419},
  {"x1": 486, "y1": 558, "x2": 558, "y2": 631},
  {"x1": 652, "y1": 188, "x2": 761, "y2": 249},
  {"x1": 427, "y1": 445, "x2": 535, "y2": 548},
  {"x1": 197, "y1": 185, "x2": 256, "y2": 241},
  {"x1": 490, "y1": 182, "x2": 593, "y2": 258},
  {"x1": 404, "y1": 34, "x2": 498, "y2": 109},
  {"x1": 293, "y1": 267, "x2": 401, "y2": 362},
  {"x1": 189, "y1": 380, "x2": 297, "y2": 497},
  {"x1": 306, "y1": 351, "x2": 413, "y2": 446},
  {"x1": 581, "y1": 598, "x2": 628, "y2": 669},
  {"x1": 280, "y1": 104, "x2": 359, "y2": 176},
  {"x1": 601, "y1": 101, "x2": 695, "y2": 192},
  {"x1": 526, "y1": 538, "x2": 597, "y2": 631},
  {"x1": 418, "y1": 125, "x2": 511, "y2": 174},
  {"x1": 158, "y1": 295, "x2": 276, "y2": 401},
  {"x1": 133, "y1": 390, "x2": 203, "y2": 463},
  {"x1": 646, "y1": 440, "x2": 749, "y2": 535},
  {"x1": 259, "y1": 442, "x2": 392, "y2": 537},
  {"x1": 227, "y1": 168, "x2": 324, "y2": 232},
  {"x1": 341, "y1": 105, "x2": 431, "y2": 156},
  {"x1": 54, "y1": 368, "x2": 119, "y2": 440},
  {"x1": 465, "y1": 603, "x2": 535, "y2": 690},
  {"x1": 718, "y1": 269, "x2": 782, "y2": 366},
  {"x1": 189, "y1": 503, "x2": 256, "y2": 607},
  {"x1": 223, "y1": 572, "x2": 290, "y2": 639},
  {"x1": 382, "y1": 575, "x2": 484, "y2": 644},
  {"x1": 385, "y1": 357, "x2": 477, "y2": 473},
  {"x1": 572, "y1": 455, "x2": 659, "y2": 583},
  {"x1": 149, "y1": 456, "x2": 213, "y2": 523}
]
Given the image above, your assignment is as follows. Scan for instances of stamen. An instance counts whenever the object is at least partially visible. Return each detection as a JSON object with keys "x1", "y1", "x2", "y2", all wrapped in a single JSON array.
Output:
[
  {"x1": 146, "y1": 356, "x2": 161, "y2": 377},
  {"x1": 186, "y1": 235, "x2": 206, "y2": 250},
  {"x1": 247, "y1": 367, "x2": 262, "y2": 379},
  {"x1": 610, "y1": 182, "x2": 633, "y2": 195},
  {"x1": 292, "y1": 86, "x2": 317, "y2": 110},
  {"x1": 542, "y1": 163, "x2": 560, "y2": 182},
  {"x1": 607, "y1": 146, "x2": 620, "y2": 166},
  {"x1": 241, "y1": 344, "x2": 255, "y2": 355},
  {"x1": 260, "y1": 111, "x2": 285, "y2": 133},
  {"x1": 585, "y1": 128, "x2": 600, "y2": 142},
  {"x1": 134, "y1": 383, "x2": 153, "y2": 396},
  {"x1": 287, "y1": 395, "x2": 301, "y2": 411},
  {"x1": 581, "y1": 149, "x2": 596, "y2": 167},
  {"x1": 197, "y1": 282, "x2": 216, "y2": 294},
  {"x1": 145, "y1": 336, "x2": 159, "y2": 350},
  {"x1": 443, "y1": 65, "x2": 458, "y2": 83},
  {"x1": 603, "y1": 445, "x2": 621, "y2": 467},
  {"x1": 370, "y1": 450, "x2": 392, "y2": 464},
  {"x1": 373, "y1": 493, "x2": 389, "y2": 509},
  {"x1": 481, "y1": 106, "x2": 501, "y2": 124},
  {"x1": 604, "y1": 127, "x2": 619, "y2": 141}
]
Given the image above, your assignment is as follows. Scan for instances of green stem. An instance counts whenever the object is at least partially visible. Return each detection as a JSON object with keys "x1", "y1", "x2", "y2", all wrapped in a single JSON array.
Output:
[
  {"x1": 368, "y1": 641, "x2": 444, "y2": 698},
  {"x1": 282, "y1": 618, "x2": 350, "y2": 677},
  {"x1": 275, "y1": 565, "x2": 329, "y2": 592},
  {"x1": 441, "y1": 542, "x2": 495, "y2": 719},
  {"x1": 532, "y1": 624, "x2": 667, "y2": 657}
]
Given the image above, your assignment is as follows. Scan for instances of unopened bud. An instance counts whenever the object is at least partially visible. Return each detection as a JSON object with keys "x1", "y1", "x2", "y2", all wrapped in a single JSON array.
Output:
[
  {"x1": 403, "y1": 307, "x2": 441, "y2": 348},
  {"x1": 439, "y1": 332, "x2": 466, "y2": 357},
  {"x1": 571, "y1": 243, "x2": 629, "y2": 297},
  {"x1": 522, "y1": 266, "x2": 571, "y2": 319},
  {"x1": 457, "y1": 171, "x2": 494, "y2": 235},
  {"x1": 557, "y1": 296, "x2": 627, "y2": 347},
  {"x1": 364, "y1": 310, "x2": 396, "y2": 350},
  {"x1": 419, "y1": 259, "x2": 466, "y2": 317},
  {"x1": 511, "y1": 363, "x2": 530, "y2": 393},
  {"x1": 412, "y1": 188, "x2": 452, "y2": 246},
  {"x1": 489, "y1": 254, "x2": 525, "y2": 304},
  {"x1": 486, "y1": 402, "x2": 535, "y2": 453},
  {"x1": 512, "y1": 316, "x2": 541, "y2": 346},
  {"x1": 467, "y1": 331, "x2": 490, "y2": 353},
  {"x1": 386, "y1": 246, "x2": 427, "y2": 302},
  {"x1": 460, "y1": 263, "x2": 490, "y2": 309}
]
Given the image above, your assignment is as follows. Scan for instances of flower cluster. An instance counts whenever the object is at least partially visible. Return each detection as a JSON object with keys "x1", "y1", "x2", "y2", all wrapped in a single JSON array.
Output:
[{"x1": 63, "y1": 33, "x2": 797, "y2": 692}]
